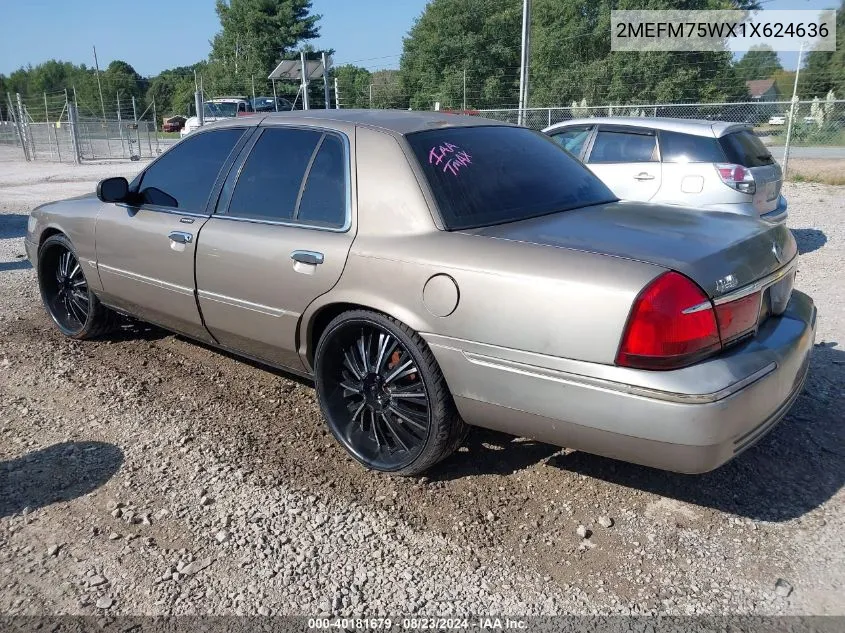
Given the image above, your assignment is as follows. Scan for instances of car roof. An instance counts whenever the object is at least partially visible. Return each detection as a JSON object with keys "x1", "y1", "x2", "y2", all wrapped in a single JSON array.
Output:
[
  {"x1": 544, "y1": 117, "x2": 748, "y2": 138},
  {"x1": 251, "y1": 109, "x2": 511, "y2": 135}
]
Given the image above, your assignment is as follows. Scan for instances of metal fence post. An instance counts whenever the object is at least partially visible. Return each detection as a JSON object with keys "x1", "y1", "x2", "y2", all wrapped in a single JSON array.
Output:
[
  {"x1": 117, "y1": 93, "x2": 127, "y2": 158},
  {"x1": 152, "y1": 97, "x2": 160, "y2": 155},
  {"x1": 68, "y1": 97, "x2": 82, "y2": 164},
  {"x1": 9, "y1": 93, "x2": 29, "y2": 161},
  {"x1": 195, "y1": 90, "x2": 204, "y2": 127},
  {"x1": 17, "y1": 94, "x2": 35, "y2": 160}
]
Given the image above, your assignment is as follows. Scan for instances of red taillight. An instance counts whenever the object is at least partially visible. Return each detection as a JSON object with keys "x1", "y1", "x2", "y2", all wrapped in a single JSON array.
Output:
[
  {"x1": 714, "y1": 291, "x2": 761, "y2": 344},
  {"x1": 617, "y1": 273, "x2": 765, "y2": 370},
  {"x1": 715, "y1": 163, "x2": 756, "y2": 194},
  {"x1": 616, "y1": 272, "x2": 720, "y2": 370}
]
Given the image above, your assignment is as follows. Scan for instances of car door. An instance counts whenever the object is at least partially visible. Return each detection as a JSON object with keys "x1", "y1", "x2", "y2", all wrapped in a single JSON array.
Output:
[
  {"x1": 546, "y1": 125, "x2": 594, "y2": 160},
  {"x1": 584, "y1": 126, "x2": 662, "y2": 201},
  {"x1": 95, "y1": 126, "x2": 252, "y2": 341},
  {"x1": 195, "y1": 124, "x2": 355, "y2": 371}
]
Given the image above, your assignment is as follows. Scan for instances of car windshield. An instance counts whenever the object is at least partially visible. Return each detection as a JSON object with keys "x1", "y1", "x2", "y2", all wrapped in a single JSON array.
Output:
[
  {"x1": 406, "y1": 125, "x2": 617, "y2": 230},
  {"x1": 203, "y1": 102, "x2": 238, "y2": 118}
]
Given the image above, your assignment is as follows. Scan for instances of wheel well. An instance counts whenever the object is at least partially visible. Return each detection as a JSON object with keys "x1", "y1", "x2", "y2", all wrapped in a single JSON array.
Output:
[
  {"x1": 307, "y1": 302, "x2": 379, "y2": 366},
  {"x1": 39, "y1": 228, "x2": 64, "y2": 249}
]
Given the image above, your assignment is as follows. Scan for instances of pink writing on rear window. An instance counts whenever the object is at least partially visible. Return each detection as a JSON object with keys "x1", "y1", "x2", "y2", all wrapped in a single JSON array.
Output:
[{"x1": 428, "y1": 142, "x2": 473, "y2": 176}]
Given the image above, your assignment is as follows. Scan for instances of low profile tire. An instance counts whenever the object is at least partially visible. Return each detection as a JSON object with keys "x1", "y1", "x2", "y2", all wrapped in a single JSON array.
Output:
[
  {"x1": 314, "y1": 309, "x2": 466, "y2": 476},
  {"x1": 37, "y1": 234, "x2": 117, "y2": 339}
]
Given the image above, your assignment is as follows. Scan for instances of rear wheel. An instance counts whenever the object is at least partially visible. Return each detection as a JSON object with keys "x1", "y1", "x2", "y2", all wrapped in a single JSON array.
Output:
[
  {"x1": 37, "y1": 234, "x2": 116, "y2": 339},
  {"x1": 314, "y1": 310, "x2": 466, "y2": 475}
]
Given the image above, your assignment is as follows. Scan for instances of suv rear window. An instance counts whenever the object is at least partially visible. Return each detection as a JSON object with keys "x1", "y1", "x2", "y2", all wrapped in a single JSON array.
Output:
[
  {"x1": 718, "y1": 130, "x2": 775, "y2": 167},
  {"x1": 659, "y1": 131, "x2": 725, "y2": 163},
  {"x1": 406, "y1": 126, "x2": 616, "y2": 230}
]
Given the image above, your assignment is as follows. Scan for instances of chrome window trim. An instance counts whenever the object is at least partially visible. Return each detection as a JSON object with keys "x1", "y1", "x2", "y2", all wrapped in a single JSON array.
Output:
[
  {"x1": 218, "y1": 126, "x2": 353, "y2": 234},
  {"x1": 115, "y1": 204, "x2": 210, "y2": 218}
]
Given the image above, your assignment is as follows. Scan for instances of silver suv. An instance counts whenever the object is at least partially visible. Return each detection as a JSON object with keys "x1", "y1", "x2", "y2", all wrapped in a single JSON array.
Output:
[{"x1": 543, "y1": 117, "x2": 787, "y2": 224}]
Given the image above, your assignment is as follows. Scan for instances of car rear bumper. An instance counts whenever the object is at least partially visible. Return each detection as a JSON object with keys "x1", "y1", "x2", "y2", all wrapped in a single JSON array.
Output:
[
  {"x1": 424, "y1": 290, "x2": 816, "y2": 473},
  {"x1": 703, "y1": 195, "x2": 788, "y2": 225}
]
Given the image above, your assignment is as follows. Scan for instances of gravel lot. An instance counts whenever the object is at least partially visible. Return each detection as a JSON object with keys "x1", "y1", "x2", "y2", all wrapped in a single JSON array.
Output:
[{"x1": 1, "y1": 146, "x2": 843, "y2": 617}]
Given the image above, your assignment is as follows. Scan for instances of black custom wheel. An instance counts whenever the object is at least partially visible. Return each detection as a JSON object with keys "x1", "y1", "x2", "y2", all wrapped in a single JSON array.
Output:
[
  {"x1": 314, "y1": 310, "x2": 466, "y2": 475},
  {"x1": 38, "y1": 234, "x2": 116, "y2": 339}
]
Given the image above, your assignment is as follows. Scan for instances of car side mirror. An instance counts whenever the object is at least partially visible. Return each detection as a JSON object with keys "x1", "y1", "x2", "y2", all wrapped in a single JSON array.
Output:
[{"x1": 97, "y1": 177, "x2": 129, "y2": 203}]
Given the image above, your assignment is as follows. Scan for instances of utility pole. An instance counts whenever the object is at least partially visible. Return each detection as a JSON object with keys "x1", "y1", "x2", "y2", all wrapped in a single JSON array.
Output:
[
  {"x1": 462, "y1": 68, "x2": 467, "y2": 111},
  {"x1": 300, "y1": 51, "x2": 310, "y2": 110},
  {"x1": 782, "y1": 41, "x2": 805, "y2": 178},
  {"x1": 334, "y1": 77, "x2": 340, "y2": 109},
  {"x1": 517, "y1": 0, "x2": 532, "y2": 126},
  {"x1": 251, "y1": 76, "x2": 256, "y2": 103},
  {"x1": 93, "y1": 45, "x2": 107, "y2": 124},
  {"x1": 322, "y1": 52, "x2": 331, "y2": 109},
  {"x1": 369, "y1": 83, "x2": 373, "y2": 109}
]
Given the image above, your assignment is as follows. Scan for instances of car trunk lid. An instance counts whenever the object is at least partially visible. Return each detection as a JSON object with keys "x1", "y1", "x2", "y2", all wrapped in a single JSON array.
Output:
[{"x1": 462, "y1": 200, "x2": 797, "y2": 300}]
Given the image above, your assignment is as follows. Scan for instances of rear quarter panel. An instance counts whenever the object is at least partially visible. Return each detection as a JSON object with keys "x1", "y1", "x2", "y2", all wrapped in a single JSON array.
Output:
[{"x1": 300, "y1": 125, "x2": 666, "y2": 370}]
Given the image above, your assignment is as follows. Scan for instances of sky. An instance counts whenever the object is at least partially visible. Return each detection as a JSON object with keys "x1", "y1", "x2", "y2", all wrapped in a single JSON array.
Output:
[
  {"x1": 0, "y1": 0, "x2": 426, "y2": 77},
  {"x1": 0, "y1": 0, "x2": 837, "y2": 78}
]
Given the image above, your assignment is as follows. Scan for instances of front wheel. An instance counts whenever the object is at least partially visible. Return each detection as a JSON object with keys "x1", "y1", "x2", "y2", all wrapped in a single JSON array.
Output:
[
  {"x1": 314, "y1": 310, "x2": 466, "y2": 475},
  {"x1": 37, "y1": 234, "x2": 116, "y2": 339}
]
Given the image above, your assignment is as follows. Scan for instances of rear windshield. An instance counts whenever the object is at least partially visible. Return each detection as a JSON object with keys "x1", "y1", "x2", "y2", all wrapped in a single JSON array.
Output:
[
  {"x1": 718, "y1": 130, "x2": 775, "y2": 167},
  {"x1": 406, "y1": 126, "x2": 616, "y2": 230}
]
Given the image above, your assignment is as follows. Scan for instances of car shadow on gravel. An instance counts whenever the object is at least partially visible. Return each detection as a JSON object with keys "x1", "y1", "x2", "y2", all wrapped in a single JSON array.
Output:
[
  {"x1": 545, "y1": 342, "x2": 845, "y2": 522},
  {"x1": 0, "y1": 441, "x2": 123, "y2": 518},
  {"x1": 430, "y1": 428, "x2": 561, "y2": 479},
  {"x1": 0, "y1": 259, "x2": 31, "y2": 272},
  {"x1": 0, "y1": 214, "x2": 28, "y2": 239},
  {"x1": 792, "y1": 228, "x2": 827, "y2": 255}
]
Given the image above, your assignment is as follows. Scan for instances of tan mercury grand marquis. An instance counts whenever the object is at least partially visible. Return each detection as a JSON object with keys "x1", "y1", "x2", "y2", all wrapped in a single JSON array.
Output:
[{"x1": 26, "y1": 110, "x2": 816, "y2": 476}]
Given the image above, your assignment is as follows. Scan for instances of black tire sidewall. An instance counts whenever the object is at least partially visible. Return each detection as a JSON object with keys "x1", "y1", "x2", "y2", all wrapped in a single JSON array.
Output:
[
  {"x1": 314, "y1": 310, "x2": 446, "y2": 474},
  {"x1": 38, "y1": 234, "x2": 96, "y2": 338}
]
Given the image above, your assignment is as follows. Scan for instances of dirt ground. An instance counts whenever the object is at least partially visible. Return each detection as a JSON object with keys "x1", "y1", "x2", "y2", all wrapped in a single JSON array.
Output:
[
  {"x1": 1, "y1": 147, "x2": 844, "y2": 617},
  {"x1": 786, "y1": 158, "x2": 845, "y2": 186}
]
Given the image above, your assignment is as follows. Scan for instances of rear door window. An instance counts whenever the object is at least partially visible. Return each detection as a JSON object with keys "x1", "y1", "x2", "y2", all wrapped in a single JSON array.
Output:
[
  {"x1": 548, "y1": 126, "x2": 593, "y2": 158},
  {"x1": 588, "y1": 129, "x2": 658, "y2": 163},
  {"x1": 659, "y1": 131, "x2": 725, "y2": 163},
  {"x1": 718, "y1": 130, "x2": 775, "y2": 167},
  {"x1": 297, "y1": 134, "x2": 348, "y2": 228}
]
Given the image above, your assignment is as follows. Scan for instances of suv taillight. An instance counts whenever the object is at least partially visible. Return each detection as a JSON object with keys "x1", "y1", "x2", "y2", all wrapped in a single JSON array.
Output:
[
  {"x1": 715, "y1": 163, "x2": 756, "y2": 194},
  {"x1": 616, "y1": 272, "x2": 763, "y2": 371}
]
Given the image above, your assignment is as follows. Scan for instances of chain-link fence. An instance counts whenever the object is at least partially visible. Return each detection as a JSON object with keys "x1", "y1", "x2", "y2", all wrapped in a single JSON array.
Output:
[
  {"x1": 1, "y1": 91, "x2": 165, "y2": 163},
  {"x1": 3, "y1": 89, "x2": 844, "y2": 169},
  {"x1": 472, "y1": 99, "x2": 845, "y2": 151}
]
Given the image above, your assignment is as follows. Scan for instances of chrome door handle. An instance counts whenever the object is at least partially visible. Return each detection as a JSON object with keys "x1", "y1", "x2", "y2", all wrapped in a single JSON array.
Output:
[
  {"x1": 634, "y1": 172, "x2": 655, "y2": 181},
  {"x1": 168, "y1": 231, "x2": 193, "y2": 244},
  {"x1": 291, "y1": 250, "x2": 324, "y2": 265}
]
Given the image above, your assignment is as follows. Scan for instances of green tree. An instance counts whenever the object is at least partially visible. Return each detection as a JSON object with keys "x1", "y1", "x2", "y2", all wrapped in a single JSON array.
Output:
[
  {"x1": 400, "y1": 0, "x2": 757, "y2": 110},
  {"x1": 102, "y1": 60, "x2": 144, "y2": 106},
  {"x1": 400, "y1": 0, "x2": 521, "y2": 110},
  {"x1": 334, "y1": 64, "x2": 371, "y2": 108},
  {"x1": 799, "y1": 0, "x2": 844, "y2": 98},
  {"x1": 734, "y1": 45, "x2": 782, "y2": 82},
  {"x1": 208, "y1": 0, "x2": 320, "y2": 94}
]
